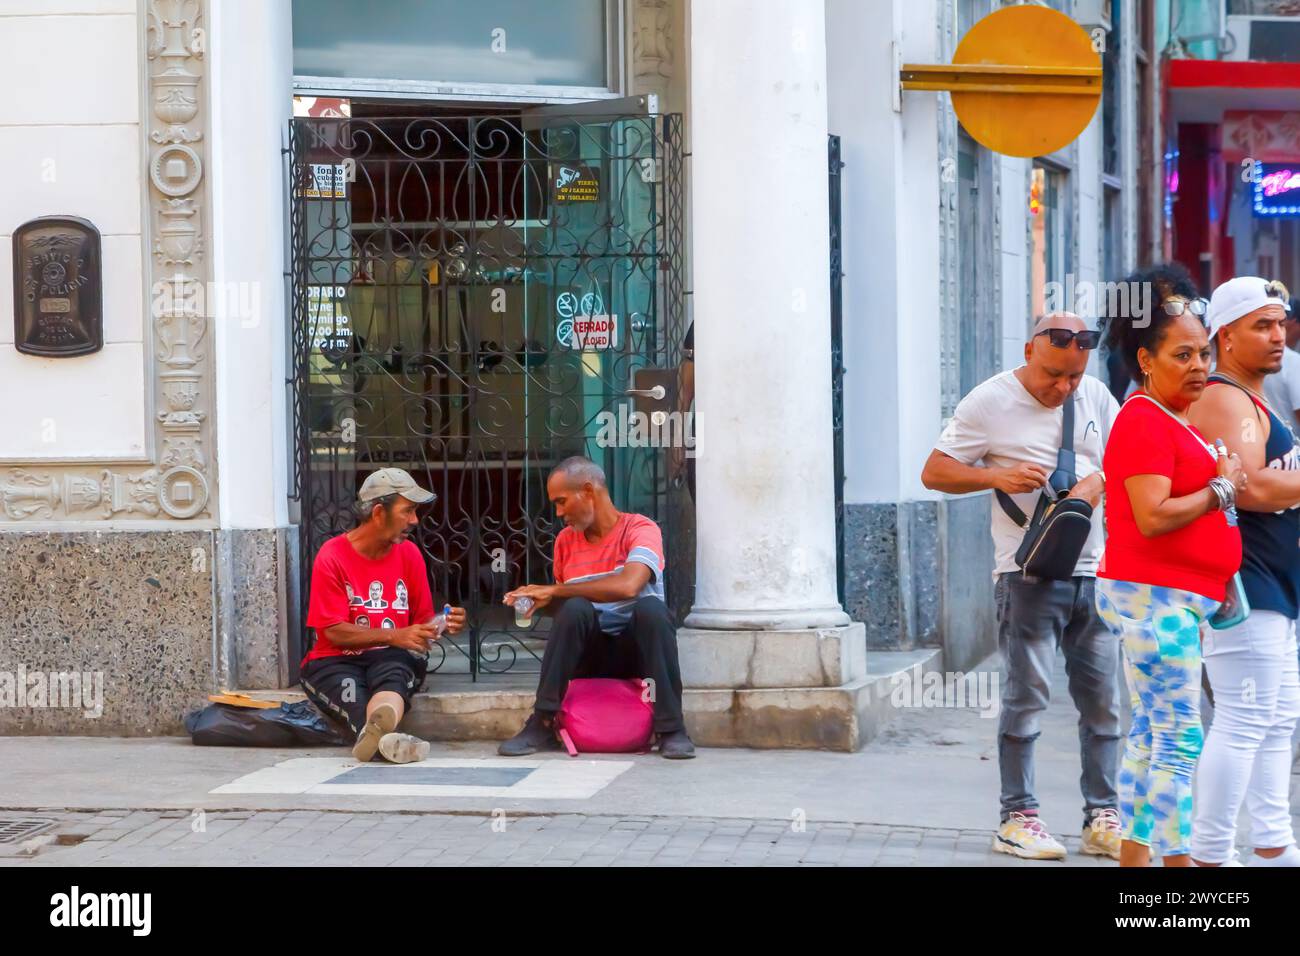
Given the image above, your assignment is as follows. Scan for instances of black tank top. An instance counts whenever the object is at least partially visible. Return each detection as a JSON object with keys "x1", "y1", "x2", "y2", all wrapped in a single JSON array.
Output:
[{"x1": 1207, "y1": 375, "x2": 1300, "y2": 617}]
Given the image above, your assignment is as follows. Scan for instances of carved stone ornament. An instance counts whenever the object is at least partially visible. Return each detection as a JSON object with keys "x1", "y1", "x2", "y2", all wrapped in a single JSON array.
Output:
[
  {"x1": 1, "y1": 0, "x2": 212, "y2": 524},
  {"x1": 632, "y1": 0, "x2": 675, "y2": 99}
]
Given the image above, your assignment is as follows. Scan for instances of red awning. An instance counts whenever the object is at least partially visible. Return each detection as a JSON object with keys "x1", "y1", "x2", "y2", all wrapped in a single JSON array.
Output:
[{"x1": 1167, "y1": 59, "x2": 1300, "y2": 125}]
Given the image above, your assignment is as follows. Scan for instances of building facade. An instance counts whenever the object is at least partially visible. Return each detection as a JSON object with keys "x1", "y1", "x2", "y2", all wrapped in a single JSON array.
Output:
[
  {"x1": 0, "y1": 0, "x2": 1150, "y2": 746},
  {"x1": 1160, "y1": 0, "x2": 1300, "y2": 293}
]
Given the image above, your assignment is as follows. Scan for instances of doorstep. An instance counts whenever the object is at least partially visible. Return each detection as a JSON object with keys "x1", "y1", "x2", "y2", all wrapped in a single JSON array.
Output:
[{"x1": 242, "y1": 648, "x2": 944, "y2": 753}]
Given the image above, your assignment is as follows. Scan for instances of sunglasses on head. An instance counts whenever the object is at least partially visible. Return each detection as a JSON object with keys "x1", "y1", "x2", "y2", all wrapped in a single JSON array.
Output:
[
  {"x1": 1159, "y1": 297, "x2": 1208, "y2": 318},
  {"x1": 1034, "y1": 328, "x2": 1100, "y2": 350}
]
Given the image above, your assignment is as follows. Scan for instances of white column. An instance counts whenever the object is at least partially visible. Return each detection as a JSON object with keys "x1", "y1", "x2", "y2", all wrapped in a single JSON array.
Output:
[
  {"x1": 685, "y1": 0, "x2": 848, "y2": 629},
  {"x1": 209, "y1": 0, "x2": 293, "y2": 529}
]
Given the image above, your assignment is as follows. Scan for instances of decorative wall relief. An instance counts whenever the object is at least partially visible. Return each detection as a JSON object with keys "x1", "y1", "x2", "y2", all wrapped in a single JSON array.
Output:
[
  {"x1": 632, "y1": 0, "x2": 678, "y2": 106},
  {"x1": 2, "y1": 0, "x2": 213, "y2": 524}
]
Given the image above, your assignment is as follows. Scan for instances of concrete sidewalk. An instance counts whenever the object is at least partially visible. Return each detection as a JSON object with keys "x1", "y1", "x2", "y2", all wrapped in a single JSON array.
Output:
[
  {"x1": 0, "y1": 652, "x2": 1294, "y2": 866},
  {"x1": 0, "y1": 656, "x2": 1077, "y2": 828}
]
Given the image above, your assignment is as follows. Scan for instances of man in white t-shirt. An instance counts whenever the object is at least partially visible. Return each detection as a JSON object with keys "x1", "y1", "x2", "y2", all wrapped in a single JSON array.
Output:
[{"x1": 922, "y1": 312, "x2": 1122, "y2": 863}]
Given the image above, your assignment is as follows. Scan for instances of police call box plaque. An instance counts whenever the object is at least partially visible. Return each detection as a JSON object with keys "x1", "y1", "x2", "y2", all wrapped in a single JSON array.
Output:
[{"x1": 12, "y1": 216, "x2": 103, "y2": 358}]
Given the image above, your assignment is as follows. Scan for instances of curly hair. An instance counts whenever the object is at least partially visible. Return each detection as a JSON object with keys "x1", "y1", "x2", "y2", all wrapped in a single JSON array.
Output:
[{"x1": 1099, "y1": 261, "x2": 1201, "y2": 387}]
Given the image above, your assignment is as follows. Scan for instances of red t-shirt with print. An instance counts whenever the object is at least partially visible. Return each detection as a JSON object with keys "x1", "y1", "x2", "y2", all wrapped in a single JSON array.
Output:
[
  {"x1": 1099, "y1": 394, "x2": 1242, "y2": 601},
  {"x1": 303, "y1": 534, "x2": 435, "y2": 663}
]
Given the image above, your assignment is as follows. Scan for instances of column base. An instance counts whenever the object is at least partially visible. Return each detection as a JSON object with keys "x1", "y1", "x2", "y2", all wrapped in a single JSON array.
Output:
[
  {"x1": 681, "y1": 645, "x2": 943, "y2": 751},
  {"x1": 684, "y1": 604, "x2": 851, "y2": 630},
  {"x1": 678, "y1": 623, "x2": 866, "y2": 689}
]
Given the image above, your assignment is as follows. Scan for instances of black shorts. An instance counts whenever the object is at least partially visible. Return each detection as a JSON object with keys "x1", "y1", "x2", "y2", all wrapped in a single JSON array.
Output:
[{"x1": 300, "y1": 647, "x2": 428, "y2": 736}]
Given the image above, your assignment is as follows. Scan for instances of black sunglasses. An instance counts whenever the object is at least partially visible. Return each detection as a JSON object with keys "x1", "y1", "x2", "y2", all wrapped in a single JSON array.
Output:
[{"x1": 1034, "y1": 328, "x2": 1100, "y2": 350}]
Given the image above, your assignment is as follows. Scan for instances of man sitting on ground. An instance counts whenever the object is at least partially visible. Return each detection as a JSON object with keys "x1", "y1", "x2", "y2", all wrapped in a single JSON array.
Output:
[
  {"x1": 498, "y1": 456, "x2": 695, "y2": 759},
  {"x1": 301, "y1": 468, "x2": 466, "y2": 763}
]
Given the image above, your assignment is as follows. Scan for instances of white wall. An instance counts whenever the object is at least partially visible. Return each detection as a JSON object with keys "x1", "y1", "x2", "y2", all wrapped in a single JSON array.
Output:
[
  {"x1": 827, "y1": 0, "x2": 942, "y2": 505},
  {"x1": 0, "y1": 0, "x2": 147, "y2": 461},
  {"x1": 208, "y1": 0, "x2": 293, "y2": 529}
]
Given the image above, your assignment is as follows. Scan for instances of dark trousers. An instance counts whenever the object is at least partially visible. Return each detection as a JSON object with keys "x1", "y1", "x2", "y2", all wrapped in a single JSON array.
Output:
[
  {"x1": 534, "y1": 596, "x2": 685, "y2": 734},
  {"x1": 300, "y1": 647, "x2": 427, "y2": 737}
]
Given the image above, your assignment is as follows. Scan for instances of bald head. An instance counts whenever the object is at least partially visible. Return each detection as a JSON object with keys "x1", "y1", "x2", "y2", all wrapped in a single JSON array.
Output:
[
  {"x1": 1030, "y1": 311, "x2": 1086, "y2": 340},
  {"x1": 547, "y1": 456, "x2": 609, "y2": 533}
]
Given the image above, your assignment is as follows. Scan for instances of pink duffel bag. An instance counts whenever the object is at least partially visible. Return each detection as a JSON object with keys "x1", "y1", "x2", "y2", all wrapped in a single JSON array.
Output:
[{"x1": 555, "y1": 678, "x2": 654, "y2": 756}]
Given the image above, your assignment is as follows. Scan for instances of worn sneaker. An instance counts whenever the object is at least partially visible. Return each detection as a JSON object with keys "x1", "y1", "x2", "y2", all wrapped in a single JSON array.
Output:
[
  {"x1": 351, "y1": 702, "x2": 399, "y2": 762},
  {"x1": 993, "y1": 812, "x2": 1067, "y2": 861},
  {"x1": 658, "y1": 729, "x2": 696, "y2": 759},
  {"x1": 1081, "y1": 808, "x2": 1122, "y2": 861},
  {"x1": 377, "y1": 732, "x2": 430, "y2": 764},
  {"x1": 497, "y1": 712, "x2": 560, "y2": 756},
  {"x1": 1247, "y1": 844, "x2": 1300, "y2": 867}
]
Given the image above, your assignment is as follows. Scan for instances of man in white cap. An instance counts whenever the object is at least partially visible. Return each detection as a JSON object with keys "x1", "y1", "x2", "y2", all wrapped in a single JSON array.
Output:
[
  {"x1": 1187, "y1": 277, "x2": 1300, "y2": 867},
  {"x1": 300, "y1": 468, "x2": 467, "y2": 763}
]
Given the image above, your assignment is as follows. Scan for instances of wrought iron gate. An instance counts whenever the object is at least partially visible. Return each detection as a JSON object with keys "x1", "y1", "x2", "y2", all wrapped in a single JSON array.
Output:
[{"x1": 287, "y1": 109, "x2": 686, "y2": 680}]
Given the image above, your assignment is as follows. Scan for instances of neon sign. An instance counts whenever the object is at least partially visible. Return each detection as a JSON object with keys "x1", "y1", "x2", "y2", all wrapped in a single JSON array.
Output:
[{"x1": 1253, "y1": 162, "x2": 1300, "y2": 217}]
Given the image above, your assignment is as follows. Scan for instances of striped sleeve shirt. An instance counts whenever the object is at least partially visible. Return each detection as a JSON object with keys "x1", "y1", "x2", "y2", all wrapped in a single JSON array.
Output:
[{"x1": 553, "y1": 512, "x2": 665, "y2": 634}]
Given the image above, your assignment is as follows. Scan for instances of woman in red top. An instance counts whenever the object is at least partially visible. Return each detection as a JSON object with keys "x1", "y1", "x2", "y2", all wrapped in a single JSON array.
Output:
[{"x1": 1097, "y1": 289, "x2": 1245, "y2": 867}]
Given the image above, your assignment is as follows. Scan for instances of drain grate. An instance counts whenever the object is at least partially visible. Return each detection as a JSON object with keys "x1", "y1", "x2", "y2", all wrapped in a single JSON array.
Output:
[{"x1": 0, "y1": 817, "x2": 56, "y2": 844}]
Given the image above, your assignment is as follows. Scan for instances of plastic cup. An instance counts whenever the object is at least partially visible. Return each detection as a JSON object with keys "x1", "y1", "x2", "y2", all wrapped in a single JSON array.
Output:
[{"x1": 514, "y1": 596, "x2": 535, "y2": 629}]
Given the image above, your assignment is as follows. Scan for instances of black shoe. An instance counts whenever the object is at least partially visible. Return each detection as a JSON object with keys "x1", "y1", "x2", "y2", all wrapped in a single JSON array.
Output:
[
  {"x1": 498, "y1": 712, "x2": 560, "y2": 756},
  {"x1": 658, "y1": 729, "x2": 696, "y2": 759}
]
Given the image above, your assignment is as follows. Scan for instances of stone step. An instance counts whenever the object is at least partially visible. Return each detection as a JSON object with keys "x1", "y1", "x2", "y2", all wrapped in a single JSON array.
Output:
[{"x1": 240, "y1": 647, "x2": 944, "y2": 752}]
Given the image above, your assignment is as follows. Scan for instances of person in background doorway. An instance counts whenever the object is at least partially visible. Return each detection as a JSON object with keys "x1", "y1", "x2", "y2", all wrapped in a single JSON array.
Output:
[
  {"x1": 1187, "y1": 277, "x2": 1300, "y2": 868},
  {"x1": 1096, "y1": 288, "x2": 1244, "y2": 867},
  {"x1": 921, "y1": 312, "x2": 1121, "y2": 861},
  {"x1": 670, "y1": 320, "x2": 695, "y2": 500}
]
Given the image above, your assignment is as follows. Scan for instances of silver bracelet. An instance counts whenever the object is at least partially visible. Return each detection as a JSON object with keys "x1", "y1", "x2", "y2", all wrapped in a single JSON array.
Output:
[{"x1": 1208, "y1": 476, "x2": 1236, "y2": 512}]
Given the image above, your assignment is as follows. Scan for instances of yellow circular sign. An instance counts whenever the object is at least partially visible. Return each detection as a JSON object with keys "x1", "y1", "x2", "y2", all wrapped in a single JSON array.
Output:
[{"x1": 951, "y1": 5, "x2": 1101, "y2": 158}]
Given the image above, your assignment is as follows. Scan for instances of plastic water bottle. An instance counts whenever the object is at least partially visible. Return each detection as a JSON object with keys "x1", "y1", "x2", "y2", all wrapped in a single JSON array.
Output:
[
  {"x1": 409, "y1": 604, "x2": 451, "y2": 660},
  {"x1": 514, "y1": 596, "x2": 535, "y2": 629},
  {"x1": 432, "y1": 604, "x2": 451, "y2": 638}
]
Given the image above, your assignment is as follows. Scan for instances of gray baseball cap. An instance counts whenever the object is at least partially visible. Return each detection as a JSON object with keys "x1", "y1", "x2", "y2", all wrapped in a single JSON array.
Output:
[{"x1": 358, "y1": 468, "x2": 436, "y2": 505}]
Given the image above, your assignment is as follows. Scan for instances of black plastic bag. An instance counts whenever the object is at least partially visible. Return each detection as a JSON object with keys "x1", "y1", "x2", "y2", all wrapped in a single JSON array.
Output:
[{"x1": 184, "y1": 700, "x2": 352, "y2": 747}]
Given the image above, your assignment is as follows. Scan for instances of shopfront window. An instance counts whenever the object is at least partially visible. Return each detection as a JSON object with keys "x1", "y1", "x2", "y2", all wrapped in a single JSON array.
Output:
[
  {"x1": 293, "y1": 0, "x2": 618, "y2": 97},
  {"x1": 1031, "y1": 165, "x2": 1068, "y2": 325}
]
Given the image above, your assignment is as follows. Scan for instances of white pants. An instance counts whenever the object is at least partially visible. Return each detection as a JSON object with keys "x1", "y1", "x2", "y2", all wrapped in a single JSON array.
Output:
[{"x1": 1191, "y1": 610, "x2": 1300, "y2": 863}]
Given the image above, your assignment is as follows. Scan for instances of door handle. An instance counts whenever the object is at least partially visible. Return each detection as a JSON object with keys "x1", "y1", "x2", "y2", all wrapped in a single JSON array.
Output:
[{"x1": 625, "y1": 385, "x2": 666, "y2": 401}]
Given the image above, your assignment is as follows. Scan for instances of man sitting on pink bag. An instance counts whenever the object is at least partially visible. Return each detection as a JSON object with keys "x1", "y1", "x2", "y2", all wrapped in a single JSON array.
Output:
[{"x1": 499, "y1": 456, "x2": 695, "y2": 759}]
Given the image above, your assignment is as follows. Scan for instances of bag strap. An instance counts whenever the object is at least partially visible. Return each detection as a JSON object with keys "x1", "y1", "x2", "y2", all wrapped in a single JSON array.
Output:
[
  {"x1": 558, "y1": 727, "x2": 579, "y2": 758},
  {"x1": 994, "y1": 395, "x2": 1077, "y2": 529},
  {"x1": 1128, "y1": 393, "x2": 1217, "y2": 463},
  {"x1": 1056, "y1": 392, "x2": 1076, "y2": 483}
]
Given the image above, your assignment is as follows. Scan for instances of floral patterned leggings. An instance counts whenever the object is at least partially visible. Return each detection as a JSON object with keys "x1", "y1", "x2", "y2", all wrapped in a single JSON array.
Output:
[{"x1": 1095, "y1": 578, "x2": 1219, "y2": 858}]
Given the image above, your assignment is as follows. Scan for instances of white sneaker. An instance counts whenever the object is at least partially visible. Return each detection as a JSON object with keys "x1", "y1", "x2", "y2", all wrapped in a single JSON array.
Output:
[
  {"x1": 377, "y1": 732, "x2": 430, "y2": 764},
  {"x1": 1247, "y1": 844, "x2": 1300, "y2": 867},
  {"x1": 993, "y1": 812, "x2": 1067, "y2": 861}
]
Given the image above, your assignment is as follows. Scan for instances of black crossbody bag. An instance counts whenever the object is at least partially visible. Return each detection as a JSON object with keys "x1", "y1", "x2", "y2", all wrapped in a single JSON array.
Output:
[{"x1": 995, "y1": 396, "x2": 1094, "y2": 582}]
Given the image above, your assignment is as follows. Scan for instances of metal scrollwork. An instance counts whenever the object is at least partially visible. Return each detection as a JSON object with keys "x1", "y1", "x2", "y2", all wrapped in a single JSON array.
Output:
[{"x1": 288, "y1": 113, "x2": 687, "y2": 676}]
